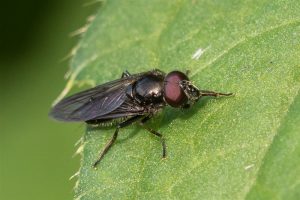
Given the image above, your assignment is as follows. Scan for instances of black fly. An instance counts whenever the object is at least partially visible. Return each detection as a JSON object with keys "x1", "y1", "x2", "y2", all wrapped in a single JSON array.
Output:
[{"x1": 49, "y1": 69, "x2": 232, "y2": 168}]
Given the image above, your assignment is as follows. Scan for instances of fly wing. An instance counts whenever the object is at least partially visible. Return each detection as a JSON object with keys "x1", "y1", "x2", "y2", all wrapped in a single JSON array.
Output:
[
  {"x1": 89, "y1": 89, "x2": 166, "y2": 121},
  {"x1": 89, "y1": 97, "x2": 147, "y2": 121},
  {"x1": 49, "y1": 73, "x2": 148, "y2": 122},
  {"x1": 87, "y1": 69, "x2": 167, "y2": 121}
]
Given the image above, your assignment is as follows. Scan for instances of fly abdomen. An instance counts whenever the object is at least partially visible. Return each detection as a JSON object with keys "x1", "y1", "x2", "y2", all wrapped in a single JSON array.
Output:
[{"x1": 86, "y1": 117, "x2": 129, "y2": 127}]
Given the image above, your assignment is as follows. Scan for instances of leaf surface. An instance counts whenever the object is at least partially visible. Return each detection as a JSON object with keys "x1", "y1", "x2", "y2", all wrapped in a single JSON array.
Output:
[{"x1": 67, "y1": 1, "x2": 300, "y2": 199}]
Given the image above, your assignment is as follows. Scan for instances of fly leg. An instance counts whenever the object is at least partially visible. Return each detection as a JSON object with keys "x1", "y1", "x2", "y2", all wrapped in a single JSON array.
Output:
[
  {"x1": 139, "y1": 116, "x2": 166, "y2": 158},
  {"x1": 121, "y1": 70, "x2": 131, "y2": 78},
  {"x1": 93, "y1": 115, "x2": 143, "y2": 168}
]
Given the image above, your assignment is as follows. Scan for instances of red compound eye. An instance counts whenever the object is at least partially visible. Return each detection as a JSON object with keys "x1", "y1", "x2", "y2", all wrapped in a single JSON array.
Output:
[{"x1": 164, "y1": 71, "x2": 189, "y2": 107}]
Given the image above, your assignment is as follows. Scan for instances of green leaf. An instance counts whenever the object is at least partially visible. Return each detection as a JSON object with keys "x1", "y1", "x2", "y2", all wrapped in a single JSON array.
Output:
[{"x1": 66, "y1": 0, "x2": 300, "y2": 199}]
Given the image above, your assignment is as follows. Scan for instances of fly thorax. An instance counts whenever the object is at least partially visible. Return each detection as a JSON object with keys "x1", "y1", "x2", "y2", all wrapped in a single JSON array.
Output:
[{"x1": 133, "y1": 74, "x2": 164, "y2": 105}]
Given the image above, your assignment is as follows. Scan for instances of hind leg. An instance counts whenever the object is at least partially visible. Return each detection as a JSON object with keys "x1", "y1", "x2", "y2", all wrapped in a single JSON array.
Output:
[{"x1": 93, "y1": 115, "x2": 143, "y2": 168}]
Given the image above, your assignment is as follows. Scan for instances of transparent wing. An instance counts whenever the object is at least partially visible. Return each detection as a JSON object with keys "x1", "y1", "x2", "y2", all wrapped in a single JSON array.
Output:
[
  {"x1": 49, "y1": 72, "x2": 149, "y2": 122},
  {"x1": 89, "y1": 89, "x2": 166, "y2": 122},
  {"x1": 88, "y1": 98, "x2": 147, "y2": 121}
]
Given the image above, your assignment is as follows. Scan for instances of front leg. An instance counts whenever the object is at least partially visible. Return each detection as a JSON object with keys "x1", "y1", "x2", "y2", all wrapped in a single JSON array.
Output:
[{"x1": 121, "y1": 70, "x2": 131, "y2": 78}]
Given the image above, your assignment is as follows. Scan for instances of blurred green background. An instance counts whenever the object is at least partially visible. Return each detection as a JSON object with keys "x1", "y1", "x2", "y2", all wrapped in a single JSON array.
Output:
[{"x1": 0, "y1": 1, "x2": 97, "y2": 199}]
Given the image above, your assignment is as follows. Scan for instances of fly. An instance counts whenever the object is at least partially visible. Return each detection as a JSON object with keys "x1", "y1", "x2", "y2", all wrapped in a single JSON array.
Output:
[{"x1": 49, "y1": 69, "x2": 233, "y2": 168}]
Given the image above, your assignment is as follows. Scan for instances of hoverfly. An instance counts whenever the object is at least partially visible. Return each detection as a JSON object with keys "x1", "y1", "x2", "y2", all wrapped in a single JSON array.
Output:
[{"x1": 49, "y1": 69, "x2": 232, "y2": 167}]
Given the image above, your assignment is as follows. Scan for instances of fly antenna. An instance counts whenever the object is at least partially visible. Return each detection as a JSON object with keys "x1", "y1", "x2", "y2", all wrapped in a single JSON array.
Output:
[{"x1": 199, "y1": 90, "x2": 233, "y2": 97}]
